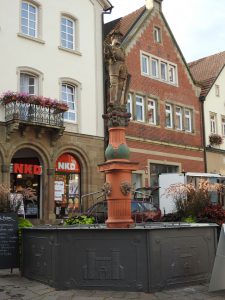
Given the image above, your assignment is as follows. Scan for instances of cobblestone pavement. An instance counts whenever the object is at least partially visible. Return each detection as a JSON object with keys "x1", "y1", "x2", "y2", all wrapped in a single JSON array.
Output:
[{"x1": 1, "y1": 269, "x2": 225, "y2": 300}]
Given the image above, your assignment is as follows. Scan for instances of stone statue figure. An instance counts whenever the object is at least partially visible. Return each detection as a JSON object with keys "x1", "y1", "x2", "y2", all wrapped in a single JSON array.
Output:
[{"x1": 104, "y1": 30, "x2": 130, "y2": 106}]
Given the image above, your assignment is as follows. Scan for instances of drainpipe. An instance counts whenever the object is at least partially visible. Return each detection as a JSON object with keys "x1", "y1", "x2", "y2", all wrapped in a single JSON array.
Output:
[
  {"x1": 199, "y1": 95, "x2": 207, "y2": 172},
  {"x1": 101, "y1": 5, "x2": 113, "y2": 151}
]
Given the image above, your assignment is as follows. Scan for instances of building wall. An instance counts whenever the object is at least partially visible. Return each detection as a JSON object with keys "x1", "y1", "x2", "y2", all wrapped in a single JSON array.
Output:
[
  {"x1": 204, "y1": 68, "x2": 225, "y2": 174},
  {"x1": 0, "y1": 123, "x2": 105, "y2": 222},
  {"x1": 0, "y1": 0, "x2": 105, "y2": 136},
  {"x1": 124, "y1": 9, "x2": 204, "y2": 187},
  {"x1": 0, "y1": 0, "x2": 108, "y2": 222},
  {"x1": 204, "y1": 68, "x2": 225, "y2": 148}
]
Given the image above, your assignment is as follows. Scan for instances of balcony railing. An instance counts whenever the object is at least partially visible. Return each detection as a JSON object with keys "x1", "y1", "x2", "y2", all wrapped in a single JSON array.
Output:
[{"x1": 5, "y1": 101, "x2": 64, "y2": 128}]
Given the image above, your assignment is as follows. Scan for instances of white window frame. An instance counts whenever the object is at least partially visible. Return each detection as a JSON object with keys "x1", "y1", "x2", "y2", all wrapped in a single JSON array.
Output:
[
  {"x1": 141, "y1": 54, "x2": 149, "y2": 75},
  {"x1": 160, "y1": 61, "x2": 167, "y2": 81},
  {"x1": 210, "y1": 114, "x2": 217, "y2": 134},
  {"x1": 147, "y1": 99, "x2": 156, "y2": 125},
  {"x1": 20, "y1": 73, "x2": 38, "y2": 95},
  {"x1": 21, "y1": 1, "x2": 38, "y2": 38},
  {"x1": 135, "y1": 95, "x2": 145, "y2": 122},
  {"x1": 222, "y1": 117, "x2": 225, "y2": 136},
  {"x1": 154, "y1": 26, "x2": 161, "y2": 43},
  {"x1": 61, "y1": 15, "x2": 75, "y2": 50},
  {"x1": 165, "y1": 103, "x2": 173, "y2": 128},
  {"x1": 61, "y1": 83, "x2": 77, "y2": 123},
  {"x1": 140, "y1": 51, "x2": 177, "y2": 86},
  {"x1": 151, "y1": 58, "x2": 159, "y2": 78},
  {"x1": 184, "y1": 109, "x2": 192, "y2": 132},
  {"x1": 127, "y1": 93, "x2": 133, "y2": 119},
  {"x1": 175, "y1": 106, "x2": 183, "y2": 130},
  {"x1": 168, "y1": 64, "x2": 176, "y2": 84}
]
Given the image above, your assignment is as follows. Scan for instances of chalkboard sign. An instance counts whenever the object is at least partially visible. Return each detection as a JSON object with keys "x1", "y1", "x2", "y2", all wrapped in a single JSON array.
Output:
[{"x1": 0, "y1": 213, "x2": 19, "y2": 269}]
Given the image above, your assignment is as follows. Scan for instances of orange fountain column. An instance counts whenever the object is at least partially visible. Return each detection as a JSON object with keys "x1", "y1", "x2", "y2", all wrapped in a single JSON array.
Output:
[{"x1": 98, "y1": 110, "x2": 138, "y2": 228}]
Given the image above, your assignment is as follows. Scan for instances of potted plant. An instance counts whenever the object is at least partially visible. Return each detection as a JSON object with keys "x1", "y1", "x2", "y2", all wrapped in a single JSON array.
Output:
[{"x1": 209, "y1": 133, "x2": 223, "y2": 146}]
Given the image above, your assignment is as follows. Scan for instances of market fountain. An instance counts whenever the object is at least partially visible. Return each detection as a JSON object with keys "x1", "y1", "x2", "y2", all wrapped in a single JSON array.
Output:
[{"x1": 21, "y1": 30, "x2": 217, "y2": 293}]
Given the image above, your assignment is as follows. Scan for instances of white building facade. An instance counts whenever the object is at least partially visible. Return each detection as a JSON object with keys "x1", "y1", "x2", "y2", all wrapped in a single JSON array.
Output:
[{"x1": 0, "y1": 0, "x2": 111, "y2": 222}]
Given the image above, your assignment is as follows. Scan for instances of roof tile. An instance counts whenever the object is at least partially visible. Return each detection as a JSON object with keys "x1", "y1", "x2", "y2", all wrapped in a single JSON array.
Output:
[
  {"x1": 189, "y1": 51, "x2": 225, "y2": 97},
  {"x1": 104, "y1": 6, "x2": 146, "y2": 39}
]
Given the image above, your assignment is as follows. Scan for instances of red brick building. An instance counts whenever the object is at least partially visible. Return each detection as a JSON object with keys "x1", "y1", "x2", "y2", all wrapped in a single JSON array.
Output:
[{"x1": 104, "y1": 0, "x2": 205, "y2": 201}]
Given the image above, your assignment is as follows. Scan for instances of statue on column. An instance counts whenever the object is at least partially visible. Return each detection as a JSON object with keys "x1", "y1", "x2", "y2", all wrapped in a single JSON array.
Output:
[
  {"x1": 104, "y1": 30, "x2": 130, "y2": 106},
  {"x1": 104, "y1": 30, "x2": 131, "y2": 128}
]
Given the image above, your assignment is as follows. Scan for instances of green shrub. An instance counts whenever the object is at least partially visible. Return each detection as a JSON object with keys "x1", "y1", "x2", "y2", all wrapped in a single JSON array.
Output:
[
  {"x1": 64, "y1": 215, "x2": 95, "y2": 225},
  {"x1": 182, "y1": 216, "x2": 197, "y2": 223},
  {"x1": 18, "y1": 218, "x2": 33, "y2": 251},
  {"x1": 18, "y1": 217, "x2": 33, "y2": 229}
]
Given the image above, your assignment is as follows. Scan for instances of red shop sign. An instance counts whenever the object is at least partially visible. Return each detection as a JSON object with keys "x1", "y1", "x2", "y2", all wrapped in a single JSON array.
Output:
[
  {"x1": 55, "y1": 153, "x2": 80, "y2": 173},
  {"x1": 13, "y1": 163, "x2": 42, "y2": 175}
]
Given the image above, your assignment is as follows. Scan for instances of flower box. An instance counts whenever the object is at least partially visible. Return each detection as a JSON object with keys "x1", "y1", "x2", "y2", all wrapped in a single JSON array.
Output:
[{"x1": 0, "y1": 91, "x2": 69, "y2": 112}]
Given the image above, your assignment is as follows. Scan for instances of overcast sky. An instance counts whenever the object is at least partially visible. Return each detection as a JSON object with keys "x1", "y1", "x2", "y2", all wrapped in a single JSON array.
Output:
[{"x1": 104, "y1": 0, "x2": 225, "y2": 63}]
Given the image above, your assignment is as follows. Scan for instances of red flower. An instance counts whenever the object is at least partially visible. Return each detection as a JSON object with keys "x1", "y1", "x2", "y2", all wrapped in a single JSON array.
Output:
[{"x1": 0, "y1": 91, "x2": 68, "y2": 112}]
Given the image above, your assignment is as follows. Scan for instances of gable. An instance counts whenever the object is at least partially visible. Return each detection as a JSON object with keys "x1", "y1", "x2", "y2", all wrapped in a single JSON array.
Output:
[{"x1": 104, "y1": 6, "x2": 196, "y2": 90}]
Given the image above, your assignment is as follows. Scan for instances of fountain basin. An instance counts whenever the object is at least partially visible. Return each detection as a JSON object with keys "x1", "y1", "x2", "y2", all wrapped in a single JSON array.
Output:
[{"x1": 21, "y1": 223, "x2": 217, "y2": 292}]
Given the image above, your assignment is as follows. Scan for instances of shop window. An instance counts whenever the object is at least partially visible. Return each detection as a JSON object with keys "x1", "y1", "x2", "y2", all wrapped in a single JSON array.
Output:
[
  {"x1": 150, "y1": 162, "x2": 179, "y2": 207},
  {"x1": 54, "y1": 153, "x2": 81, "y2": 219},
  {"x1": 10, "y1": 157, "x2": 41, "y2": 218},
  {"x1": 132, "y1": 173, "x2": 143, "y2": 189}
]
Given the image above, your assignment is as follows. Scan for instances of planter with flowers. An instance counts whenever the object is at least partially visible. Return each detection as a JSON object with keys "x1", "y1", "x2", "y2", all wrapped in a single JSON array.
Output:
[
  {"x1": 209, "y1": 134, "x2": 223, "y2": 146},
  {"x1": 0, "y1": 91, "x2": 69, "y2": 112},
  {"x1": 0, "y1": 91, "x2": 69, "y2": 127}
]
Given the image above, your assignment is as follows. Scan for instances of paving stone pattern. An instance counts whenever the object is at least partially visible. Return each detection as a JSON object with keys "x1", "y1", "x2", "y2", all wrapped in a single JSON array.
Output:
[{"x1": 1, "y1": 269, "x2": 225, "y2": 300}]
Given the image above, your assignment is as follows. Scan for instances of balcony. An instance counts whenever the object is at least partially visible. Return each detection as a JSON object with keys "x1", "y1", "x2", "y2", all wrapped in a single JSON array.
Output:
[
  {"x1": 5, "y1": 102, "x2": 64, "y2": 127},
  {"x1": 0, "y1": 92, "x2": 68, "y2": 143}
]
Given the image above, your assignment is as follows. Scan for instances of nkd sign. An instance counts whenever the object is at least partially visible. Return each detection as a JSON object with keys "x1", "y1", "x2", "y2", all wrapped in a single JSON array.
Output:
[
  {"x1": 11, "y1": 163, "x2": 42, "y2": 175},
  {"x1": 55, "y1": 153, "x2": 80, "y2": 173}
]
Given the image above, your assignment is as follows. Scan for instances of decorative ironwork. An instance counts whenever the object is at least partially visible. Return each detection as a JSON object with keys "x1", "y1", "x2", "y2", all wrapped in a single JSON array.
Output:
[{"x1": 5, "y1": 102, "x2": 64, "y2": 128}]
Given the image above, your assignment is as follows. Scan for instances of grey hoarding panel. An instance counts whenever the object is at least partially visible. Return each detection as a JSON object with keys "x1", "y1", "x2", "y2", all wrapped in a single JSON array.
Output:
[{"x1": 209, "y1": 224, "x2": 225, "y2": 292}]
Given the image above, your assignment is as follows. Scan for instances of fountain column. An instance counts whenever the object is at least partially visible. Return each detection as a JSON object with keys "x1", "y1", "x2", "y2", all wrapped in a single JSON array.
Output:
[{"x1": 98, "y1": 104, "x2": 138, "y2": 228}]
